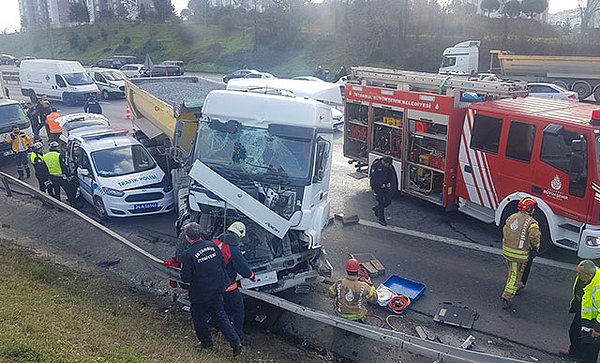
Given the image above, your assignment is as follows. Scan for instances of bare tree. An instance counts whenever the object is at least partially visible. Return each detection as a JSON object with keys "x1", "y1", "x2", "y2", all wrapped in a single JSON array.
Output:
[{"x1": 578, "y1": 0, "x2": 600, "y2": 34}]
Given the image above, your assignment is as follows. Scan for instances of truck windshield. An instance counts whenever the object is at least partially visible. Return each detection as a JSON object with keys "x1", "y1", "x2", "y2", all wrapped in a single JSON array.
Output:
[
  {"x1": 64, "y1": 72, "x2": 94, "y2": 86},
  {"x1": 0, "y1": 103, "x2": 30, "y2": 131},
  {"x1": 195, "y1": 123, "x2": 313, "y2": 182},
  {"x1": 91, "y1": 145, "x2": 156, "y2": 177}
]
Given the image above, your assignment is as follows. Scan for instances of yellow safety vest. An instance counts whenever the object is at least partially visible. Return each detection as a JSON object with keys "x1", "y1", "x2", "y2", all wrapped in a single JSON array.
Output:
[
  {"x1": 581, "y1": 268, "x2": 600, "y2": 332},
  {"x1": 43, "y1": 151, "x2": 62, "y2": 175}
]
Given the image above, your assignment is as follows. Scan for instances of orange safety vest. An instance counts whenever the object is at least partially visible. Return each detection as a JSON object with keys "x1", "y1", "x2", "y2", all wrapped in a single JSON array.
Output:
[{"x1": 46, "y1": 112, "x2": 62, "y2": 134}]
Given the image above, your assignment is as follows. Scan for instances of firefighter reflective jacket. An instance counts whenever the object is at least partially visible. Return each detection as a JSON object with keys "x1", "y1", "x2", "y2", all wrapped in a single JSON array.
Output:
[
  {"x1": 581, "y1": 268, "x2": 600, "y2": 333},
  {"x1": 5, "y1": 131, "x2": 32, "y2": 153},
  {"x1": 328, "y1": 275, "x2": 376, "y2": 320},
  {"x1": 502, "y1": 211, "x2": 541, "y2": 262}
]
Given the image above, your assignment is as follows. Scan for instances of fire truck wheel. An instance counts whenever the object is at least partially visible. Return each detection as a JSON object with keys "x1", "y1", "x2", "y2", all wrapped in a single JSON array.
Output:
[{"x1": 532, "y1": 210, "x2": 552, "y2": 255}]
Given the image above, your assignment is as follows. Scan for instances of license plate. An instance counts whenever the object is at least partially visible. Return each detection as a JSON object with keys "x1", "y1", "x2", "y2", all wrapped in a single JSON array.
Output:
[
  {"x1": 3, "y1": 150, "x2": 14, "y2": 156},
  {"x1": 133, "y1": 202, "x2": 159, "y2": 210},
  {"x1": 240, "y1": 270, "x2": 278, "y2": 289}
]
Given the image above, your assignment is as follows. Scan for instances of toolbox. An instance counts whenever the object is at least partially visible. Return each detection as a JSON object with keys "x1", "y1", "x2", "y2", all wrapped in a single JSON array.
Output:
[{"x1": 433, "y1": 302, "x2": 478, "y2": 329}]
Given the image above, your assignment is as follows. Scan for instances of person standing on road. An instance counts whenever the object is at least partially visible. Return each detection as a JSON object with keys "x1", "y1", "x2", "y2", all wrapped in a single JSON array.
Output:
[
  {"x1": 30, "y1": 142, "x2": 50, "y2": 193},
  {"x1": 36, "y1": 95, "x2": 52, "y2": 138},
  {"x1": 42, "y1": 141, "x2": 76, "y2": 205},
  {"x1": 501, "y1": 197, "x2": 541, "y2": 310},
  {"x1": 370, "y1": 156, "x2": 394, "y2": 226},
  {"x1": 215, "y1": 221, "x2": 255, "y2": 345},
  {"x1": 83, "y1": 95, "x2": 102, "y2": 114},
  {"x1": 45, "y1": 108, "x2": 62, "y2": 142},
  {"x1": 25, "y1": 102, "x2": 41, "y2": 141},
  {"x1": 559, "y1": 260, "x2": 595, "y2": 360},
  {"x1": 5, "y1": 126, "x2": 32, "y2": 180},
  {"x1": 328, "y1": 258, "x2": 377, "y2": 321},
  {"x1": 180, "y1": 223, "x2": 243, "y2": 357}
]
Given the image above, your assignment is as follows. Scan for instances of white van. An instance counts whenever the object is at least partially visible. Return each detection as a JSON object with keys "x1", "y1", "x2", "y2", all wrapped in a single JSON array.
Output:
[
  {"x1": 64, "y1": 129, "x2": 174, "y2": 219},
  {"x1": 20, "y1": 59, "x2": 100, "y2": 106}
]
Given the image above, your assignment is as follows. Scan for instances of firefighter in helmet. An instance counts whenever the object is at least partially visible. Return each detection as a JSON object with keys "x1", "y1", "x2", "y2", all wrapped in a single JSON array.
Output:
[
  {"x1": 328, "y1": 258, "x2": 377, "y2": 321},
  {"x1": 501, "y1": 197, "x2": 541, "y2": 309}
]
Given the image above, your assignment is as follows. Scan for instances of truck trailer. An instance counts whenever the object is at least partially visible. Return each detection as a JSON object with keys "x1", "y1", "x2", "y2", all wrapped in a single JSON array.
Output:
[
  {"x1": 344, "y1": 66, "x2": 600, "y2": 259},
  {"x1": 125, "y1": 76, "x2": 334, "y2": 292}
]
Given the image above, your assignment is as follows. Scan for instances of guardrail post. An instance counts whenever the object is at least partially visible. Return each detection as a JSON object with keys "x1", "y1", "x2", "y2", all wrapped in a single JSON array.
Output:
[{"x1": 1, "y1": 176, "x2": 12, "y2": 197}]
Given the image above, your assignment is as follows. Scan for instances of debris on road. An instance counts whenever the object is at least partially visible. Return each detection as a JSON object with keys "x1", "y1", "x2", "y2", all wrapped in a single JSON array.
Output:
[
  {"x1": 96, "y1": 258, "x2": 121, "y2": 268},
  {"x1": 460, "y1": 335, "x2": 476, "y2": 350},
  {"x1": 433, "y1": 303, "x2": 478, "y2": 329},
  {"x1": 334, "y1": 213, "x2": 359, "y2": 225}
]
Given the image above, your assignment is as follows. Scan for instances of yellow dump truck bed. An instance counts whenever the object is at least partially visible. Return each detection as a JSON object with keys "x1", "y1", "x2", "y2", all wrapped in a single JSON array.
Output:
[{"x1": 492, "y1": 51, "x2": 600, "y2": 79}]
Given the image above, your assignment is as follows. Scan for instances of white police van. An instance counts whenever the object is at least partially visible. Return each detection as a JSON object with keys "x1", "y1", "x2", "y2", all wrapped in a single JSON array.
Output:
[{"x1": 64, "y1": 128, "x2": 174, "y2": 219}]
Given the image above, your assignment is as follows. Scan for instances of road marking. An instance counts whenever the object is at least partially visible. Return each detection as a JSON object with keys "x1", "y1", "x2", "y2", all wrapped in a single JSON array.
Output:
[{"x1": 359, "y1": 219, "x2": 575, "y2": 271}]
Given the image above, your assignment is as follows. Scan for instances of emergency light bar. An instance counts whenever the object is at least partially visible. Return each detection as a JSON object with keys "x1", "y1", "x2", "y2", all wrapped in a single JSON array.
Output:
[{"x1": 80, "y1": 128, "x2": 129, "y2": 140}]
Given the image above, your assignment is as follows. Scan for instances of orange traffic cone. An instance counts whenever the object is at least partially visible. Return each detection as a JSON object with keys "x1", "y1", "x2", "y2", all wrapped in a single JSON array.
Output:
[{"x1": 125, "y1": 104, "x2": 131, "y2": 120}]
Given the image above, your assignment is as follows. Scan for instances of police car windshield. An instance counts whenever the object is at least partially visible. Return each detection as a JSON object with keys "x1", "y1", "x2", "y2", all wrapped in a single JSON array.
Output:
[
  {"x1": 0, "y1": 103, "x2": 29, "y2": 131},
  {"x1": 64, "y1": 72, "x2": 94, "y2": 86},
  {"x1": 91, "y1": 145, "x2": 156, "y2": 177}
]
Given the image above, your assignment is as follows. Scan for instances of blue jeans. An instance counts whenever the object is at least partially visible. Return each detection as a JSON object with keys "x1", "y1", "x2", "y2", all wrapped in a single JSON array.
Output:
[{"x1": 191, "y1": 296, "x2": 240, "y2": 347}]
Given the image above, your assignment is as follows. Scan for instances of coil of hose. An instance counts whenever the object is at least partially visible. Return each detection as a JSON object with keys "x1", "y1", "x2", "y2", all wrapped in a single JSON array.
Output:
[{"x1": 387, "y1": 295, "x2": 411, "y2": 313}]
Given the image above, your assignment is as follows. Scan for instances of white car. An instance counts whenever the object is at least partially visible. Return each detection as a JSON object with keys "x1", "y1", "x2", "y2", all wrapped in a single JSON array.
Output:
[
  {"x1": 527, "y1": 83, "x2": 579, "y2": 102},
  {"x1": 119, "y1": 64, "x2": 145, "y2": 78},
  {"x1": 292, "y1": 76, "x2": 325, "y2": 82},
  {"x1": 64, "y1": 129, "x2": 174, "y2": 219},
  {"x1": 243, "y1": 72, "x2": 276, "y2": 79}
]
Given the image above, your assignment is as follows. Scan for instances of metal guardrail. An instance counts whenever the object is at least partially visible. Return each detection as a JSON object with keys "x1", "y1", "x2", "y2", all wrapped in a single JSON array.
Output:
[{"x1": 0, "y1": 170, "x2": 529, "y2": 363}]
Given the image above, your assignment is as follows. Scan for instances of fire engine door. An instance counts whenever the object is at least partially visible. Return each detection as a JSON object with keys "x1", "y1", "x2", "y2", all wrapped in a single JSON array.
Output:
[{"x1": 533, "y1": 125, "x2": 589, "y2": 223}]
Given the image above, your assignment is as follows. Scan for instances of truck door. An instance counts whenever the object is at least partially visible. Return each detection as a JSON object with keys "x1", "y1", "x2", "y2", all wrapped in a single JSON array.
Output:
[{"x1": 533, "y1": 124, "x2": 589, "y2": 223}]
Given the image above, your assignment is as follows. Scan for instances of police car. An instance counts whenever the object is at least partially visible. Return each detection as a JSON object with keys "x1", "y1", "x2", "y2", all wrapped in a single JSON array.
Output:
[{"x1": 64, "y1": 128, "x2": 174, "y2": 219}]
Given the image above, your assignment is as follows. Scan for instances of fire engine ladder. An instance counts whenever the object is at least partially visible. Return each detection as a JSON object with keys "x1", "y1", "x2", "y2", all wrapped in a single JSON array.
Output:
[{"x1": 351, "y1": 66, "x2": 528, "y2": 100}]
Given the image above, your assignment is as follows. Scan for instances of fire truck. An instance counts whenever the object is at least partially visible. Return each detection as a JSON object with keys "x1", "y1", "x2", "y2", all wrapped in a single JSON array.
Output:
[{"x1": 344, "y1": 66, "x2": 600, "y2": 258}]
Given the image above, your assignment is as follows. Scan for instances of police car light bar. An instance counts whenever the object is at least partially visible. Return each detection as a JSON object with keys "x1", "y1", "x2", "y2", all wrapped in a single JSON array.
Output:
[{"x1": 80, "y1": 128, "x2": 129, "y2": 140}]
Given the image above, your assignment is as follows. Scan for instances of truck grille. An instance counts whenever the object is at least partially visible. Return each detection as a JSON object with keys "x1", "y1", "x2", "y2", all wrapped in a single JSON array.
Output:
[{"x1": 125, "y1": 192, "x2": 164, "y2": 202}]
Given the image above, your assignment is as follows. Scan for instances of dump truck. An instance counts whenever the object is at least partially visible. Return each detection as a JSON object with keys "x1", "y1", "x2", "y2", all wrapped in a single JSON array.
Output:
[
  {"x1": 439, "y1": 41, "x2": 600, "y2": 101},
  {"x1": 125, "y1": 76, "x2": 334, "y2": 291}
]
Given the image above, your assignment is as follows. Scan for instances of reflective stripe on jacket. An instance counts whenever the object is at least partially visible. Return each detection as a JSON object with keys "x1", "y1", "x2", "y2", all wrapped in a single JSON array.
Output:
[
  {"x1": 43, "y1": 151, "x2": 63, "y2": 175},
  {"x1": 581, "y1": 268, "x2": 600, "y2": 332},
  {"x1": 328, "y1": 275, "x2": 376, "y2": 320},
  {"x1": 502, "y1": 211, "x2": 541, "y2": 262},
  {"x1": 5, "y1": 132, "x2": 32, "y2": 153},
  {"x1": 46, "y1": 112, "x2": 62, "y2": 134}
]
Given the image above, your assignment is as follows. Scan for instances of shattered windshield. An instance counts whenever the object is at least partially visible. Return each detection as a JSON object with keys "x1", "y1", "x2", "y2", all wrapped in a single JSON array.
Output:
[{"x1": 195, "y1": 122, "x2": 314, "y2": 181}]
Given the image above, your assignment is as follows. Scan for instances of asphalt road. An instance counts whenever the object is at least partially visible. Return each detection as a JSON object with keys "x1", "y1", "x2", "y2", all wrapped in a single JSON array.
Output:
[{"x1": 0, "y1": 73, "x2": 582, "y2": 360}]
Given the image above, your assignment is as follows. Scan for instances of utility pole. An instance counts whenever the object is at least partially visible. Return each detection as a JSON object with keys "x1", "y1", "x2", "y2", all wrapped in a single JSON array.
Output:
[{"x1": 40, "y1": 0, "x2": 56, "y2": 58}]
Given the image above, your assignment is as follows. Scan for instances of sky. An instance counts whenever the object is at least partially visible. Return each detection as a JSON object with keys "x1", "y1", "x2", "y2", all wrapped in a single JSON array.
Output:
[{"x1": 0, "y1": 0, "x2": 580, "y2": 34}]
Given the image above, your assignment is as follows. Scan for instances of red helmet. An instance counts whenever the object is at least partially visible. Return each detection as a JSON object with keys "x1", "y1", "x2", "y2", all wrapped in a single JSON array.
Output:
[
  {"x1": 346, "y1": 258, "x2": 360, "y2": 273},
  {"x1": 517, "y1": 197, "x2": 537, "y2": 212}
]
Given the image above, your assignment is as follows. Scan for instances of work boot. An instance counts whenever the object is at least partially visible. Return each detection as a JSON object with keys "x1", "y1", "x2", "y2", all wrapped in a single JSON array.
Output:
[
  {"x1": 232, "y1": 343, "x2": 242, "y2": 357},
  {"x1": 501, "y1": 298, "x2": 512, "y2": 310},
  {"x1": 378, "y1": 218, "x2": 387, "y2": 226}
]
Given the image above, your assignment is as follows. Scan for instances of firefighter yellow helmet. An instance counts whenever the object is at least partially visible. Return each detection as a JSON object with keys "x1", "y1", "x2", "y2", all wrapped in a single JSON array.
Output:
[{"x1": 227, "y1": 221, "x2": 246, "y2": 238}]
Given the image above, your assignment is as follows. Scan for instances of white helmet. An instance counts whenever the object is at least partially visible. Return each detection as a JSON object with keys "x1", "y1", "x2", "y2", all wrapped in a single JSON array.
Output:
[
  {"x1": 227, "y1": 221, "x2": 246, "y2": 238},
  {"x1": 49, "y1": 141, "x2": 59, "y2": 151},
  {"x1": 32, "y1": 142, "x2": 43, "y2": 151}
]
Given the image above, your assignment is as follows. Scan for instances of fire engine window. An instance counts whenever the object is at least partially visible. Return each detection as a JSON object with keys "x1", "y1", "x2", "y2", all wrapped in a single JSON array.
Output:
[
  {"x1": 470, "y1": 114, "x2": 502, "y2": 154},
  {"x1": 540, "y1": 130, "x2": 582, "y2": 173},
  {"x1": 506, "y1": 121, "x2": 536, "y2": 163}
]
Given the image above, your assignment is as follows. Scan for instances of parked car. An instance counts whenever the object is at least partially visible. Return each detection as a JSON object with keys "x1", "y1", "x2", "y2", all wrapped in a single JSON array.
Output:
[
  {"x1": 527, "y1": 82, "x2": 579, "y2": 101},
  {"x1": 222, "y1": 69, "x2": 259, "y2": 83},
  {"x1": 292, "y1": 76, "x2": 326, "y2": 82},
  {"x1": 141, "y1": 65, "x2": 182, "y2": 77},
  {"x1": 112, "y1": 55, "x2": 138, "y2": 65},
  {"x1": 92, "y1": 59, "x2": 124, "y2": 69},
  {"x1": 244, "y1": 72, "x2": 276, "y2": 79},
  {"x1": 0, "y1": 54, "x2": 17, "y2": 65},
  {"x1": 160, "y1": 60, "x2": 184, "y2": 74},
  {"x1": 15, "y1": 56, "x2": 36, "y2": 67},
  {"x1": 88, "y1": 69, "x2": 126, "y2": 99},
  {"x1": 119, "y1": 64, "x2": 145, "y2": 78}
]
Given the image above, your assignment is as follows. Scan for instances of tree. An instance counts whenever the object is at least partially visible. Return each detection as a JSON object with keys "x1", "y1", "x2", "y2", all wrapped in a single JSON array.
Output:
[
  {"x1": 97, "y1": 9, "x2": 115, "y2": 22},
  {"x1": 521, "y1": 0, "x2": 548, "y2": 18},
  {"x1": 68, "y1": 1, "x2": 90, "y2": 23},
  {"x1": 152, "y1": 0, "x2": 175, "y2": 22},
  {"x1": 579, "y1": 0, "x2": 600, "y2": 34},
  {"x1": 502, "y1": 0, "x2": 522, "y2": 17},
  {"x1": 480, "y1": 0, "x2": 501, "y2": 17}
]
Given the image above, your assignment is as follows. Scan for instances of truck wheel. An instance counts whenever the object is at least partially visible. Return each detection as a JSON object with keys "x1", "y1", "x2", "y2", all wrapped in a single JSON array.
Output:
[
  {"x1": 94, "y1": 196, "x2": 109, "y2": 220},
  {"x1": 63, "y1": 93, "x2": 74, "y2": 106},
  {"x1": 594, "y1": 87, "x2": 600, "y2": 104},
  {"x1": 28, "y1": 90, "x2": 37, "y2": 103},
  {"x1": 532, "y1": 210, "x2": 552, "y2": 255},
  {"x1": 572, "y1": 81, "x2": 592, "y2": 100}
]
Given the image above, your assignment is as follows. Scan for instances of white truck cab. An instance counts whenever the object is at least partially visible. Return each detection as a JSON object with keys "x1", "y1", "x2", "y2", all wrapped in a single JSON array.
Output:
[
  {"x1": 65, "y1": 129, "x2": 174, "y2": 219},
  {"x1": 0, "y1": 98, "x2": 33, "y2": 159},
  {"x1": 439, "y1": 40, "x2": 480, "y2": 75}
]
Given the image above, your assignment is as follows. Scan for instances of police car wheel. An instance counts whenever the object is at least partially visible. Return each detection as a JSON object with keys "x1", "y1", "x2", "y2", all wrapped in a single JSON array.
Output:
[
  {"x1": 94, "y1": 196, "x2": 109, "y2": 220},
  {"x1": 102, "y1": 90, "x2": 110, "y2": 100}
]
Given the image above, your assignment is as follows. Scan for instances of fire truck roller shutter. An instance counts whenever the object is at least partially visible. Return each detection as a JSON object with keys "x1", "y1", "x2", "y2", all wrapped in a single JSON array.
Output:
[{"x1": 498, "y1": 194, "x2": 553, "y2": 255}]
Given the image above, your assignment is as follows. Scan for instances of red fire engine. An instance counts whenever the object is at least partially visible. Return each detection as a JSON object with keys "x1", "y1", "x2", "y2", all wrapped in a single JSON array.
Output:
[{"x1": 344, "y1": 66, "x2": 600, "y2": 258}]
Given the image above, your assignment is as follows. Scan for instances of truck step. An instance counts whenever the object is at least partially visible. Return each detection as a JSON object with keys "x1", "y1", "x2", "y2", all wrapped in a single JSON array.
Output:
[
  {"x1": 555, "y1": 238, "x2": 578, "y2": 249},
  {"x1": 457, "y1": 199, "x2": 495, "y2": 224},
  {"x1": 558, "y1": 223, "x2": 580, "y2": 233}
]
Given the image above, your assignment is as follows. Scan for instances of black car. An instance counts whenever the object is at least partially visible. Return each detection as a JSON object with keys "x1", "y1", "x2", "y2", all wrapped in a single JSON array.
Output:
[
  {"x1": 0, "y1": 54, "x2": 17, "y2": 65},
  {"x1": 112, "y1": 55, "x2": 138, "y2": 65},
  {"x1": 223, "y1": 69, "x2": 259, "y2": 83},
  {"x1": 142, "y1": 65, "x2": 183, "y2": 77},
  {"x1": 15, "y1": 56, "x2": 35, "y2": 67},
  {"x1": 160, "y1": 60, "x2": 185, "y2": 74},
  {"x1": 92, "y1": 59, "x2": 124, "y2": 69}
]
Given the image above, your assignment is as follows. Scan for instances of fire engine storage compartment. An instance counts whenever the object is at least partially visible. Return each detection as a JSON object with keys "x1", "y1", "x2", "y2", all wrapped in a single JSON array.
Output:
[
  {"x1": 344, "y1": 101, "x2": 369, "y2": 162},
  {"x1": 405, "y1": 110, "x2": 448, "y2": 205},
  {"x1": 371, "y1": 105, "x2": 403, "y2": 159}
]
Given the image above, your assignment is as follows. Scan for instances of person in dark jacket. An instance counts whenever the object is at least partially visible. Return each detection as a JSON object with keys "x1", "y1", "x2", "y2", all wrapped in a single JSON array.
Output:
[
  {"x1": 215, "y1": 221, "x2": 255, "y2": 344},
  {"x1": 30, "y1": 142, "x2": 50, "y2": 192},
  {"x1": 370, "y1": 156, "x2": 394, "y2": 226},
  {"x1": 83, "y1": 95, "x2": 102, "y2": 114},
  {"x1": 180, "y1": 223, "x2": 242, "y2": 357},
  {"x1": 35, "y1": 95, "x2": 52, "y2": 138}
]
